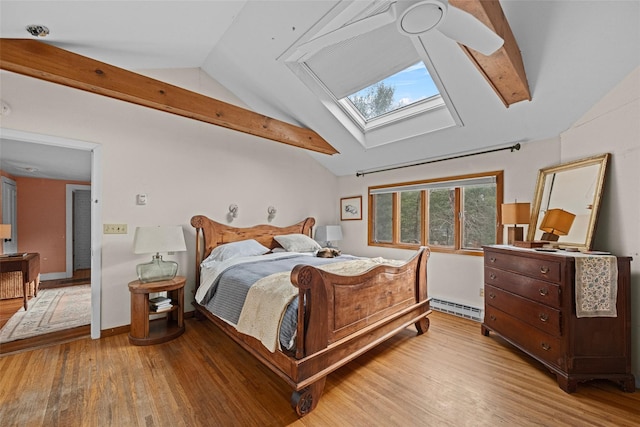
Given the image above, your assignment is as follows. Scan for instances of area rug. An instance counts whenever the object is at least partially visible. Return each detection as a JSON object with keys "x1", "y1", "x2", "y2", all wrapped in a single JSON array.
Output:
[{"x1": 0, "y1": 284, "x2": 91, "y2": 343}]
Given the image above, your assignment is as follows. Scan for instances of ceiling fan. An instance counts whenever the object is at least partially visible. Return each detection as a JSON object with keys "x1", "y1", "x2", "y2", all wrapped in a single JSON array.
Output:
[{"x1": 298, "y1": 0, "x2": 504, "y2": 57}]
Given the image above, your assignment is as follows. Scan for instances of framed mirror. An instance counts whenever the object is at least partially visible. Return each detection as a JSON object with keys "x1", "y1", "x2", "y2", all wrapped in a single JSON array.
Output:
[{"x1": 527, "y1": 153, "x2": 610, "y2": 250}]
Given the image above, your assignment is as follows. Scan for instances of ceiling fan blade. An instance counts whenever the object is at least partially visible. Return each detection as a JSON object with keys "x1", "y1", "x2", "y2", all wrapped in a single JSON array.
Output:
[
  {"x1": 437, "y1": 5, "x2": 503, "y2": 55},
  {"x1": 297, "y1": 4, "x2": 397, "y2": 57}
]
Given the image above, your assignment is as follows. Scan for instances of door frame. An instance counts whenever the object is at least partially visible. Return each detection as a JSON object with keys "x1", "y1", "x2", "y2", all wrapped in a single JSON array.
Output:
[{"x1": 0, "y1": 128, "x2": 103, "y2": 339}]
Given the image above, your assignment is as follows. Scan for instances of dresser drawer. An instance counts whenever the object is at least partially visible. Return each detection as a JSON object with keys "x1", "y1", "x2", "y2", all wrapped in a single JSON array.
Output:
[
  {"x1": 484, "y1": 251, "x2": 562, "y2": 283},
  {"x1": 485, "y1": 266, "x2": 561, "y2": 308},
  {"x1": 484, "y1": 305, "x2": 563, "y2": 368},
  {"x1": 485, "y1": 285, "x2": 561, "y2": 337}
]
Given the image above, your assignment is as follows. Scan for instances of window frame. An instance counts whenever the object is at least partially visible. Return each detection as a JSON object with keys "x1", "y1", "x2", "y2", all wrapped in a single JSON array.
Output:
[{"x1": 368, "y1": 171, "x2": 504, "y2": 256}]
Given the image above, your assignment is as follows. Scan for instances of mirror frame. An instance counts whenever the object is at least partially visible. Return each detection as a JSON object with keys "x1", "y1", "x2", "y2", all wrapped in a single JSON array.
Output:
[{"x1": 527, "y1": 153, "x2": 610, "y2": 250}]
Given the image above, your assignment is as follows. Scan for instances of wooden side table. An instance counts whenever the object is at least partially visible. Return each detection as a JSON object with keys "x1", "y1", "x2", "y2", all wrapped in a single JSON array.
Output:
[
  {"x1": 128, "y1": 276, "x2": 185, "y2": 345},
  {"x1": 0, "y1": 253, "x2": 40, "y2": 310}
]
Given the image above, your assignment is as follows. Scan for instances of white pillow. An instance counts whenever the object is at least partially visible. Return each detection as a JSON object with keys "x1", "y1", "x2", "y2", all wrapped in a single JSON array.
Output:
[
  {"x1": 274, "y1": 234, "x2": 322, "y2": 252},
  {"x1": 204, "y1": 239, "x2": 270, "y2": 263}
]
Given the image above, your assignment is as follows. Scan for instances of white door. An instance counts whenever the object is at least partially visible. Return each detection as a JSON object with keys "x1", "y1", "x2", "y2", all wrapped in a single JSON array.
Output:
[{"x1": 1, "y1": 176, "x2": 18, "y2": 254}]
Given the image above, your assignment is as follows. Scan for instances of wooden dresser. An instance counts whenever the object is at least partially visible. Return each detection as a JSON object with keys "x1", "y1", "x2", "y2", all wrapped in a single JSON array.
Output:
[{"x1": 481, "y1": 245, "x2": 634, "y2": 392}]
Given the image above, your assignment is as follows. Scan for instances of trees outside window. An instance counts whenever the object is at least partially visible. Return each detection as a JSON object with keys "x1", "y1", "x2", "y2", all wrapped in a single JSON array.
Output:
[{"x1": 369, "y1": 172, "x2": 503, "y2": 255}]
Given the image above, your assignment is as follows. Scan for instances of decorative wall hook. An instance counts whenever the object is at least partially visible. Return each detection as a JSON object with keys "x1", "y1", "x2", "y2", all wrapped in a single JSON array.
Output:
[
  {"x1": 228, "y1": 204, "x2": 238, "y2": 222},
  {"x1": 267, "y1": 206, "x2": 277, "y2": 222}
]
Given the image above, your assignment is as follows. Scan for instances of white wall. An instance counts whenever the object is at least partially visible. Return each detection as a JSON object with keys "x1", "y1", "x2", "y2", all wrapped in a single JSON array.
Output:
[
  {"x1": 337, "y1": 137, "x2": 557, "y2": 309},
  {"x1": 338, "y1": 65, "x2": 640, "y2": 387},
  {"x1": 2, "y1": 63, "x2": 638, "y2": 386},
  {"x1": 559, "y1": 66, "x2": 640, "y2": 386},
  {"x1": 0, "y1": 69, "x2": 338, "y2": 329}
]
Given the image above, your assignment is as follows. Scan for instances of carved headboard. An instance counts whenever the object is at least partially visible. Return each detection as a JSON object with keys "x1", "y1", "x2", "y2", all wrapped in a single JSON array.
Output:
[{"x1": 190, "y1": 215, "x2": 316, "y2": 288}]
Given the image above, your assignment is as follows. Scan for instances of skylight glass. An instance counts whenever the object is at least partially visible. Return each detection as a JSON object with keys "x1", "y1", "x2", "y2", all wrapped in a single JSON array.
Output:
[{"x1": 345, "y1": 62, "x2": 439, "y2": 121}]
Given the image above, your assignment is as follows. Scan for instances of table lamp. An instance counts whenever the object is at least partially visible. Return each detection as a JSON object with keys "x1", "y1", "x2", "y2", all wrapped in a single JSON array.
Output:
[
  {"x1": 133, "y1": 225, "x2": 187, "y2": 283},
  {"x1": 501, "y1": 202, "x2": 530, "y2": 245},
  {"x1": 315, "y1": 225, "x2": 343, "y2": 248},
  {"x1": 539, "y1": 209, "x2": 575, "y2": 242},
  {"x1": 0, "y1": 224, "x2": 11, "y2": 241}
]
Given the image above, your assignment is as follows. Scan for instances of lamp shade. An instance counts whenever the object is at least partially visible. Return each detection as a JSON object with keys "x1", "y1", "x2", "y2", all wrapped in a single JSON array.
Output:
[
  {"x1": 540, "y1": 209, "x2": 575, "y2": 236},
  {"x1": 0, "y1": 224, "x2": 11, "y2": 239},
  {"x1": 133, "y1": 225, "x2": 186, "y2": 254},
  {"x1": 501, "y1": 203, "x2": 530, "y2": 225},
  {"x1": 315, "y1": 225, "x2": 343, "y2": 243}
]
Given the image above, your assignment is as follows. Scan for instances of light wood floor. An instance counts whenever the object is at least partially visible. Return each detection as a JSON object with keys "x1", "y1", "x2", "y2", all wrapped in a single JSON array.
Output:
[{"x1": 0, "y1": 311, "x2": 638, "y2": 426}]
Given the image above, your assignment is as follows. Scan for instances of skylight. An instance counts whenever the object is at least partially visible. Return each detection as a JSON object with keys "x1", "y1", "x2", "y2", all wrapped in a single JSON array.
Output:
[
  {"x1": 345, "y1": 62, "x2": 439, "y2": 121},
  {"x1": 282, "y1": 13, "x2": 461, "y2": 149}
]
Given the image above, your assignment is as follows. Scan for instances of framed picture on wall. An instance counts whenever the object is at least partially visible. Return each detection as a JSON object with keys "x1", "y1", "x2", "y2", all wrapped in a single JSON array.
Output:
[{"x1": 340, "y1": 196, "x2": 362, "y2": 221}]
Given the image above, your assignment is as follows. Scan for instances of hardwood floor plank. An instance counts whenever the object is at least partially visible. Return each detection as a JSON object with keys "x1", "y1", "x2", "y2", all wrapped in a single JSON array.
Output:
[{"x1": 0, "y1": 311, "x2": 638, "y2": 426}]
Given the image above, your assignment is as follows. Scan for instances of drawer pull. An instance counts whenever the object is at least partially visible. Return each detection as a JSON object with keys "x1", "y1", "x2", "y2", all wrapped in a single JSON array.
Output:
[
  {"x1": 539, "y1": 313, "x2": 549, "y2": 322},
  {"x1": 489, "y1": 273, "x2": 497, "y2": 280},
  {"x1": 540, "y1": 265, "x2": 550, "y2": 274},
  {"x1": 489, "y1": 257, "x2": 496, "y2": 263},
  {"x1": 539, "y1": 288, "x2": 548, "y2": 296},
  {"x1": 541, "y1": 343, "x2": 551, "y2": 351},
  {"x1": 488, "y1": 293, "x2": 496, "y2": 299},
  {"x1": 490, "y1": 315, "x2": 496, "y2": 321}
]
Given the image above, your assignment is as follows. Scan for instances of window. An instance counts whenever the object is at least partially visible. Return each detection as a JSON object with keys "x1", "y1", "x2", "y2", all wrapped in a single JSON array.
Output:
[
  {"x1": 369, "y1": 172, "x2": 503, "y2": 255},
  {"x1": 284, "y1": 21, "x2": 462, "y2": 149},
  {"x1": 343, "y1": 62, "x2": 440, "y2": 122}
]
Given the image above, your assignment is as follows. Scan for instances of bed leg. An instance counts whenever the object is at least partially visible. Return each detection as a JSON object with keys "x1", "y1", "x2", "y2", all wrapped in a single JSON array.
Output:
[
  {"x1": 415, "y1": 316, "x2": 430, "y2": 335},
  {"x1": 291, "y1": 377, "x2": 326, "y2": 417}
]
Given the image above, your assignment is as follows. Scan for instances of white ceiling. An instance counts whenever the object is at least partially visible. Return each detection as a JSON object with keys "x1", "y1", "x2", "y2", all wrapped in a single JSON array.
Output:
[{"x1": 1, "y1": 1, "x2": 639, "y2": 179}]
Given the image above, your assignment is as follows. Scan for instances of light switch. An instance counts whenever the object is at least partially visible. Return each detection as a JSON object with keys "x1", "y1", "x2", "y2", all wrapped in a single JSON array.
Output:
[
  {"x1": 136, "y1": 194, "x2": 147, "y2": 205},
  {"x1": 104, "y1": 224, "x2": 127, "y2": 234}
]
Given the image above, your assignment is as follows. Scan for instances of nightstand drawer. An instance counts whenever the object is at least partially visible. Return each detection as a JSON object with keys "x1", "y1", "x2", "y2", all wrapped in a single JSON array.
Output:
[
  {"x1": 484, "y1": 305, "x2": 563, "y2": 368},
  {"x1": 485, "y1": 266, "x2": 561, "y2": 308},
  {"x1": 484, "y1": 252, "x2": 562, "y2": 283},
  {"x1": 485, "y1": 284, "x2": 561, "y2": 337}
]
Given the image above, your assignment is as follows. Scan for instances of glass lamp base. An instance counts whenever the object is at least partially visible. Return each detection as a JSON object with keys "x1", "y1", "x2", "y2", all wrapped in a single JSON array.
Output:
[{"x1": 136, "y1": 254, "x2": 178, "y2": 283}]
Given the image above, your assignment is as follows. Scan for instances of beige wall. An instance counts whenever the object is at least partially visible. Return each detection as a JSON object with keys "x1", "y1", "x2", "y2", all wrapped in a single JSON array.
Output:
[
  {"x1": 2, "y1": 64, "x2": 638, "y2": 386},
  {"x1": 0, "y1": 69, "x2": 338, "y2": 329},
  {"x1": 338, "y1": 136, "x2": 557, "y2": 308},
  {"x1": 559, "y1": 66, "x2": 640, "y2": 384},
  {"x1": 338, "y1": 66, "x2": 640, "y2": 386}
]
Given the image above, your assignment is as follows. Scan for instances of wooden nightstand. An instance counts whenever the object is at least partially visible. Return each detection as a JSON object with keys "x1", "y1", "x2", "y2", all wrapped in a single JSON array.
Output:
[{"x1": 128, "y1": 276, "x2": 185, "y2": 345}]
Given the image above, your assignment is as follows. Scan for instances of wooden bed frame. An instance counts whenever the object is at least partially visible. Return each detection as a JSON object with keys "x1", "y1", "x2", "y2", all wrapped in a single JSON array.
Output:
[{"x1": 190, "y1": 215, "x2": 431, "y2": 416}]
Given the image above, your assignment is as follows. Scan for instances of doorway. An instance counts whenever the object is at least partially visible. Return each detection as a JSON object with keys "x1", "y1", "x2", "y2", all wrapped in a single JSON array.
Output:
[{"x1": 0, "y1": 129, "x2": 102, "y2": 339}]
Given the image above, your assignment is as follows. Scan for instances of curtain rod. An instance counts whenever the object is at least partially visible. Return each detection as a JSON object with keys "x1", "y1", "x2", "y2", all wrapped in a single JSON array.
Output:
[{"x1": 356, "y1": 143, "x2": 521, "y2": 177}]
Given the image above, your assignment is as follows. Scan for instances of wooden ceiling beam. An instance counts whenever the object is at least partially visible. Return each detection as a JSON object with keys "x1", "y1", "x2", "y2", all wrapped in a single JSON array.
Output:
[
  {"x1": 0, "y1": 39, "x2": 338, "y2": 155},
  {"x1": 450, "y1": 0, "x2": 531, "y2": 107}
]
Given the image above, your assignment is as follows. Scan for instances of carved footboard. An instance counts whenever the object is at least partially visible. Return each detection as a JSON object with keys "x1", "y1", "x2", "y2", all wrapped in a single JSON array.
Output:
[
  {"x1": 288, "y1": 247, "x2": 431, "y2": 414},
  {"x1": 291, "y1": 247, "x2": 430, "y2": 358}
]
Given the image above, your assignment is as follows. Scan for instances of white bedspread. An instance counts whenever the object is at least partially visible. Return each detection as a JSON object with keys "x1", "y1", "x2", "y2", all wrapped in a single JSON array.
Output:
[{"x1": 236, "y1": 257, "x2": 405, "y2": 352}]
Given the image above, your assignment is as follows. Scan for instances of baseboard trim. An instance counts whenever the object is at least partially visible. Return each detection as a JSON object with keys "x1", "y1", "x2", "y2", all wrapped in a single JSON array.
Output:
[
  {"x1": 100, "y1": 310, "x2": 195, "y2": 338},
  {"x1": 0, "y1": 325, "x2": 90, "y2": 356}
]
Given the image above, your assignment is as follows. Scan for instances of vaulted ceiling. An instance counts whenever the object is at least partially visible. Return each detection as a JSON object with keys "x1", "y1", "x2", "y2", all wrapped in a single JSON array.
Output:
[{"x1": 1, "y1": 1, "x2": 639, "y2": 177}]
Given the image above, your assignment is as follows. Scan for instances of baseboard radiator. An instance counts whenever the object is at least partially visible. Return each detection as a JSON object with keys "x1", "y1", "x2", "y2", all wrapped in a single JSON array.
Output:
[{"x1": 430, "y1": 298, "x2": 483, "y2": 322}]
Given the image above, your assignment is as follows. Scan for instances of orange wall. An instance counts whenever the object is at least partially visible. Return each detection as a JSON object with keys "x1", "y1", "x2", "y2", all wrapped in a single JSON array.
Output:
[{"x1": 15, "y1": 176, "x2": 89, "y2": 274}]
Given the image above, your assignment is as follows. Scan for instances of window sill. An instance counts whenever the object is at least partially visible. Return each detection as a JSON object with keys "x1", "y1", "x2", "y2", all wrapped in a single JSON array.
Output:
[{"x1": 368, "y1": 242, "x2": 484, "y2": 256}]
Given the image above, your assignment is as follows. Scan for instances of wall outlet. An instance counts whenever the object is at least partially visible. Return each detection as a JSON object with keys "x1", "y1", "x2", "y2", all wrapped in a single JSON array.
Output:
[
  {"x1": 104, "y1": 224, "x2": 127, "y2": 234},
  {"x1": 479, "y1": 288, "x2": 484, "y2": 297}
]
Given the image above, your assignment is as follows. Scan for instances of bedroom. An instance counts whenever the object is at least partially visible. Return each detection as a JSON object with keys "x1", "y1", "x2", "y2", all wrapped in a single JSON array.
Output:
[{"x1": 0, "y1": 0, "x2": 639, "y2": 423}]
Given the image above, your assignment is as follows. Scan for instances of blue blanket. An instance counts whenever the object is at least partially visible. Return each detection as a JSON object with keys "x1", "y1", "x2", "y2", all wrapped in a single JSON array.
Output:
[{"x1": 201, "y1": 254, "x2": 357, "y2": 350}]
